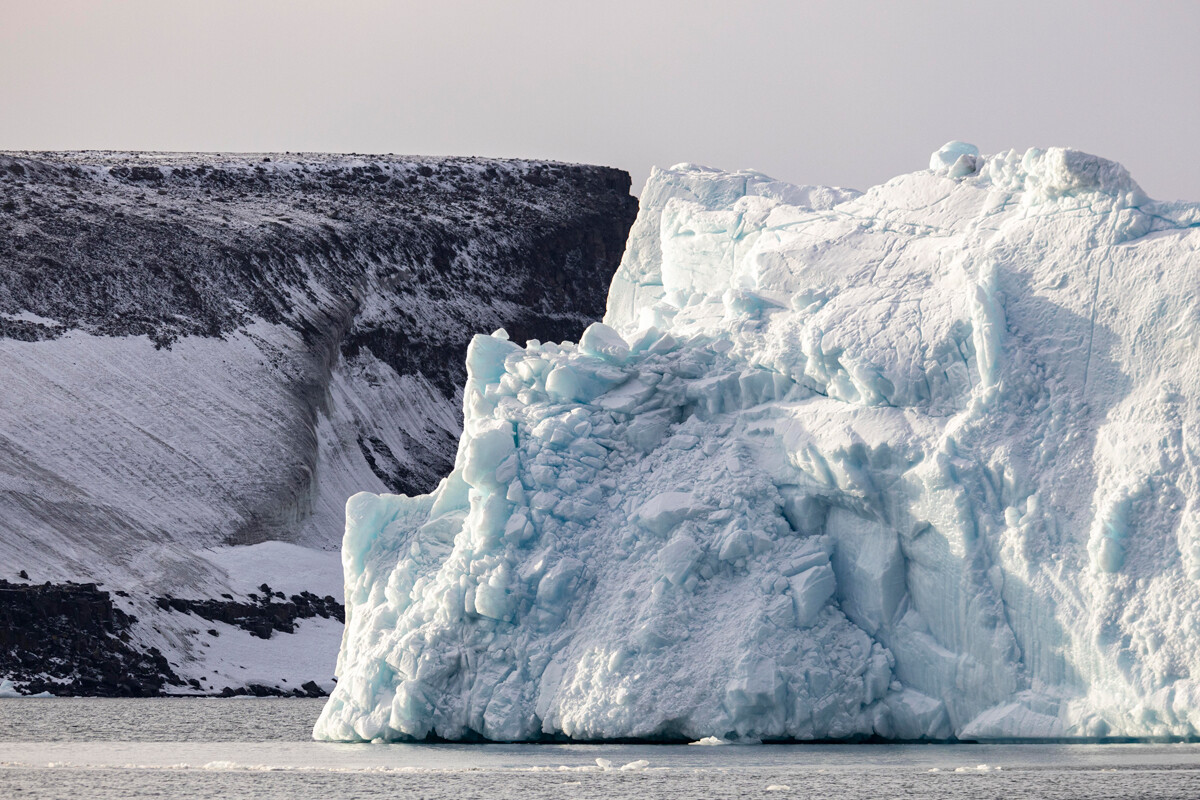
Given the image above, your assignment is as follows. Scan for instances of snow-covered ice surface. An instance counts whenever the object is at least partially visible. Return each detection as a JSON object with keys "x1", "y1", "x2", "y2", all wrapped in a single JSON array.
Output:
[
  {"x1": 317, "y1": 143, "x2": 1200, "y2": 742},
  {"x1": 201, "y1": 542, "x2": 344, "y2": 601},
  {"x1": 168, "y1": 615, "x2": 343, "y2": 696}
]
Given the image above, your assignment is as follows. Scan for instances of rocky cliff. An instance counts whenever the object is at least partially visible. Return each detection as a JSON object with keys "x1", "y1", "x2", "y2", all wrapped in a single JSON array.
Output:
[{"x1": 0, "y1": 151, "x2": 637, "y2": 694}]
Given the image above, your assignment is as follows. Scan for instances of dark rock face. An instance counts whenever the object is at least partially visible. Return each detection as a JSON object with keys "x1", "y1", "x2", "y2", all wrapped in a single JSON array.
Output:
[
  {"x1": 219, "y1": 681, "x2": 327, "y2": 698},
  {"x1": 0, "y1": 152, "x2": 638, "y2": 695},
  {"x1": 0, "y1": 155, "x2": 634, "y2": 354},
  {"x1": 0, "y1": 580, "x2": 178, "y2": 696},
  {"x1": 155, "y1": 588, "x2": 344, "y2": 640}
]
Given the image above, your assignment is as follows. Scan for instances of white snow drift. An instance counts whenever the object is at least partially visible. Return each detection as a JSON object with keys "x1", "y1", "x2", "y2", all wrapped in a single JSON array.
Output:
[{"x1": 315, "y1": 143, "x2": 1200, "y2": 742}]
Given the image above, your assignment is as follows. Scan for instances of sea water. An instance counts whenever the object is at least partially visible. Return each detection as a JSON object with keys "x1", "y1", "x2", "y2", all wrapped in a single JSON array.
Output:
[{"x1": 1, "y1": 698, "x2": 1199, "y2": 799}]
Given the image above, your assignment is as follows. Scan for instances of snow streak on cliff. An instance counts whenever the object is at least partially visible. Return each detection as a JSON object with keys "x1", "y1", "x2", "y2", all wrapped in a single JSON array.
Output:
[{"x1": 317, "y1": 143, "x2": 1200, "y2": 741}]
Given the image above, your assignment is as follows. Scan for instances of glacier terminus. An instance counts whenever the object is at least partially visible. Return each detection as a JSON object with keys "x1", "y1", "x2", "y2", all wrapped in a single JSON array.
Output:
[{"x1": 314, "y1": 143, "x2": 1200, "y2": 742}]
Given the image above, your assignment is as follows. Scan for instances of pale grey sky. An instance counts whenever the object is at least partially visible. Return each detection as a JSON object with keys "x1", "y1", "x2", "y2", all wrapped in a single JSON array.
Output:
[{"x1": 2, "y1": 0, "x2": 1197, "y2": 200}]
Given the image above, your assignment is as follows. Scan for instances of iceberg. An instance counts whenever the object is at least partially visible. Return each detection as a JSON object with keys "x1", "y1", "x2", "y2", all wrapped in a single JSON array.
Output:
[{"x1": 315, "y1": 144, "x2": 1200, "y2": 742}]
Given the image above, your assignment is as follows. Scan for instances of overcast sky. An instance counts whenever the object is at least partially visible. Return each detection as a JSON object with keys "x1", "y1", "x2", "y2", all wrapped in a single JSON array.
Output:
[{"x1": 2, "y1": 1, "x2": 1197, "y2": 200}]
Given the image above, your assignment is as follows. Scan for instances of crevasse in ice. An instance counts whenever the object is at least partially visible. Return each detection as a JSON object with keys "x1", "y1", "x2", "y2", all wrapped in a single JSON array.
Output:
[{"x1": 314, "y1": 144, "x2": 1200, "y2": 741}]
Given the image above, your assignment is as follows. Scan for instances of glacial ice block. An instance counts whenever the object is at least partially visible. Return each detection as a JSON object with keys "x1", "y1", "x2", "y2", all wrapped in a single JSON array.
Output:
[{"x1": 316, "y1": 145, "x2": 1200, "y2": 742}]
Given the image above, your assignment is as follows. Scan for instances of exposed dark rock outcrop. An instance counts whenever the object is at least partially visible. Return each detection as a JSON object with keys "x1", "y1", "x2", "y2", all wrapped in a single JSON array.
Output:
[
  {"x1": 0, "y1": 579, "x2": 178, "y2": 696},
  {"x1": 155, "y1": 588, "x2": 344, "y2": 640}
]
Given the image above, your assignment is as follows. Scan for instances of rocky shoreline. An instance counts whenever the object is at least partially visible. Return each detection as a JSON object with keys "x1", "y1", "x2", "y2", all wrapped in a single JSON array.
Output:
[{"x1": 0, "y1": 579, "x2": 176, "y2": 697}]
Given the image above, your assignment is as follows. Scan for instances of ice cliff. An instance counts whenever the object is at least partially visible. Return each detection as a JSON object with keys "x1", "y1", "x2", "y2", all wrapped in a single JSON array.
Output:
[{"x1": 316, "y1": 143, "x2": 1200, "y2": 741}]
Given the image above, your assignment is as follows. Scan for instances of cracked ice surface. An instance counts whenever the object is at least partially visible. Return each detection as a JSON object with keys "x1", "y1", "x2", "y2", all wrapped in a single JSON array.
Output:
[{"x1": 315, "y1": 144, "x2": 1200, "y2": 742}]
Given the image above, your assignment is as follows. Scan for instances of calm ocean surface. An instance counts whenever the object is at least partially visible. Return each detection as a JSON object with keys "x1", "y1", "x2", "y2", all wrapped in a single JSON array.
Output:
[{"x1": 1, "y1": 698, "x2": 1198, "y2": 799}]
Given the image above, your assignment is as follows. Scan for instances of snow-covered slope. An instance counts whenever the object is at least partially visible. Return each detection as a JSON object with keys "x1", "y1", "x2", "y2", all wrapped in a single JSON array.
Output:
[
  {"x1": 0, "y1": 152, "x2": 636, "y2": 694},
  {"x1": 315, "y1": 143, "x2": 1200, "y2": 741}
]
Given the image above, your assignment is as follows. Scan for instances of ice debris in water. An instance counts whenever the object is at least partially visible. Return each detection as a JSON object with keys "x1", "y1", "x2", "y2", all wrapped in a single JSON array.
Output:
[{"x1": 315, "y1": 143, "x2": 1200, "y2": 743}]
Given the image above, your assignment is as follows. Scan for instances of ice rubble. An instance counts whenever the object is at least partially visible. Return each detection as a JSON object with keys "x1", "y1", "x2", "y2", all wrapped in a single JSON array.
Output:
[{"x1": 315, "y1": 144, "x2": 1200, "y2": 742}]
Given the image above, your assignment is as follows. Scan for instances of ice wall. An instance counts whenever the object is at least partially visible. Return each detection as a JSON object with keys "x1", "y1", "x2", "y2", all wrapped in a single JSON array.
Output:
[{"x1": 315, "y1": 143, "x2": 1200, "y2": 742}]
